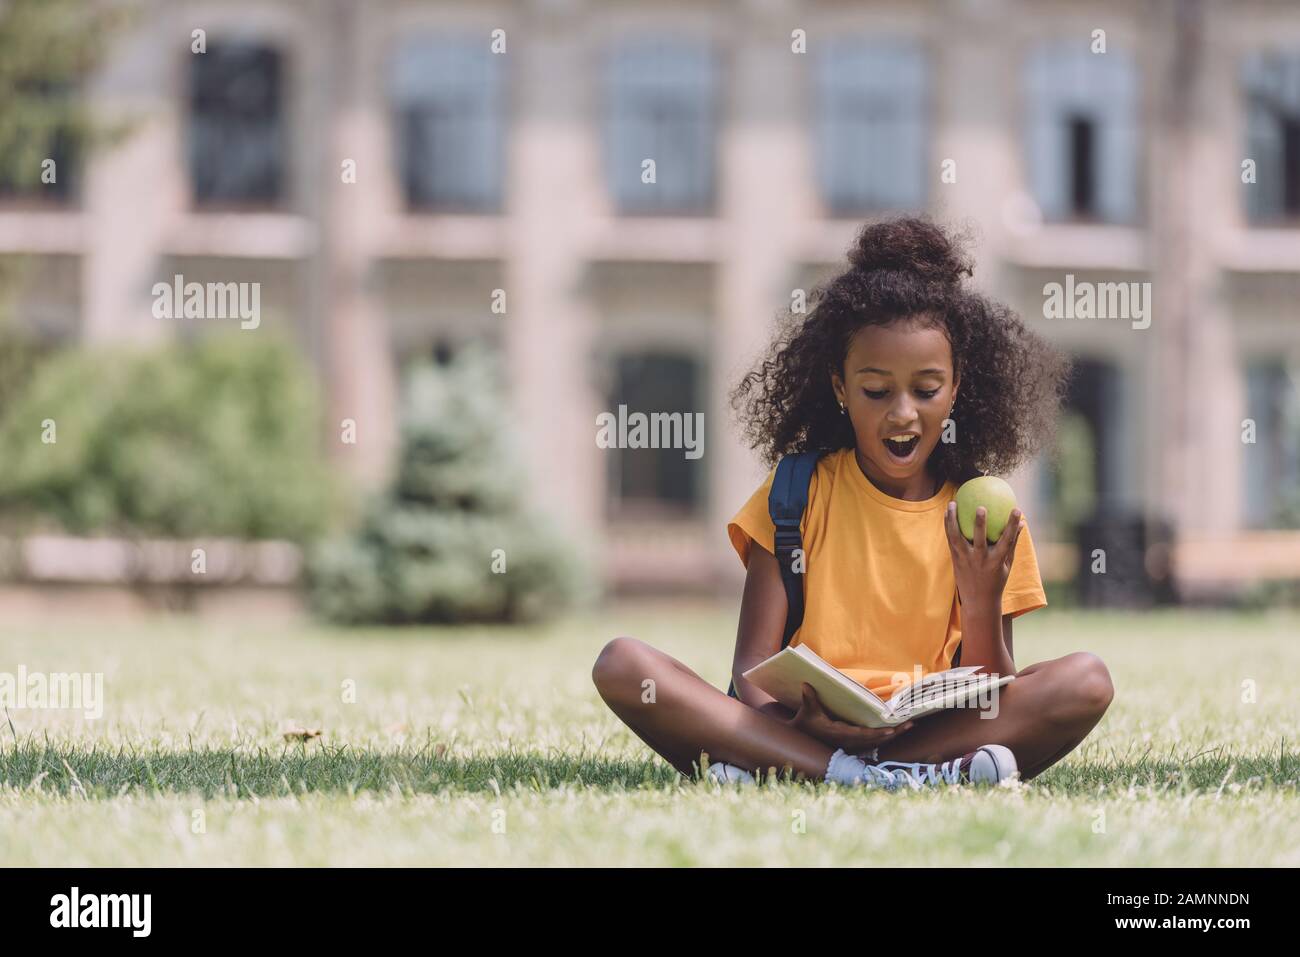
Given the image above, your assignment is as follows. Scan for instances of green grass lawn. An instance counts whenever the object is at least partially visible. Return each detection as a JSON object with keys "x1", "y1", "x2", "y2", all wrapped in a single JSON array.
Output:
[{"x1": 1, "y1": 601, "x2": 1297, "y2": 866}]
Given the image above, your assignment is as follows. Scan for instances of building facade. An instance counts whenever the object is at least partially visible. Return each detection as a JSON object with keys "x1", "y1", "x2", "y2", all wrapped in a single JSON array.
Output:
[{"x1": 2, "y1": 0, "x2": 1298, "y2": 598}]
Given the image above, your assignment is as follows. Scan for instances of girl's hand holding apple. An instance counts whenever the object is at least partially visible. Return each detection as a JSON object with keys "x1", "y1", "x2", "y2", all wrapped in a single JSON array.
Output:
[{"x1": 944, "y1": 495, "x2": 1024, "y2": 611}]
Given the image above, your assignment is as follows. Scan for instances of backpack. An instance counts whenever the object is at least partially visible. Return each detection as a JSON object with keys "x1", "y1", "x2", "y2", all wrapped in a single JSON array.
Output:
[{"x1": 725, "y1": 450, "x2": 963, "y2": 700}]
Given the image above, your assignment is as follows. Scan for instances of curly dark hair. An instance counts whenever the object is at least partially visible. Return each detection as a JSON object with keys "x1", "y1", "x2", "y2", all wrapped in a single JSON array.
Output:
[{"x1": 730, "y1": 217, "x2": 1071, "y2": 485}]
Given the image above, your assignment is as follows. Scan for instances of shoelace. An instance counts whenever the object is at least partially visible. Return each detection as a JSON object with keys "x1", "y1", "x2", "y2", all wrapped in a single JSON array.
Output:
[
  {"x1": 858, "y1": 764, "x2": 925, "y2": 791},
  {"x1": 867, "y1": 758, "x2": 966, "y2": 789}
]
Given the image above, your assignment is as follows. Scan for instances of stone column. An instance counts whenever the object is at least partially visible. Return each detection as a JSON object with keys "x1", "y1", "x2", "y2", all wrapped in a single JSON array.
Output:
[
  {"x1": 505, "y1": 6, "x2": 600, "y2": 541},
  {"x1": 316, "y1": 0, "x2": 396, "y2": 489},
  {"x1": 81, "y1": 22, "x2": 181, "y2": 344},
  {"x1": 1147, "y1": 0, "x2": 1205, "y2": 545},
  {"x1": 714, "y1": 7, "x2": 806, "y2": 588}
]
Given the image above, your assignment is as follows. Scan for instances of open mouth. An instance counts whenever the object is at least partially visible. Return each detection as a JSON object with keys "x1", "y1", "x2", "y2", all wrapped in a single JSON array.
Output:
[{"x1": 883, "y1": 434, "x2": 921, "y2": 462}]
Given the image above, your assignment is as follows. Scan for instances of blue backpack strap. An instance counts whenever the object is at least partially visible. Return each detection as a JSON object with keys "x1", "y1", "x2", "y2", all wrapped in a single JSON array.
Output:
[
  {"x1": 769, "y1": 450, "x2": 820, "y2": 647},
  {"x1": 727, "y1": 450, "x2": 821, "y2": 700}
]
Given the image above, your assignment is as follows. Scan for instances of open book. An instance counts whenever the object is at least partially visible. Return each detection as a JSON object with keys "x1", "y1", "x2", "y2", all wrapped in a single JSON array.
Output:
[{"x1": 741, "y1": 644, "x2": 1014, "y2": 729}]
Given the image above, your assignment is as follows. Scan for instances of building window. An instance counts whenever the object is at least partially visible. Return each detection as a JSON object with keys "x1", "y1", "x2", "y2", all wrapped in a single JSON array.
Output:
[
  {"x1": 1243, "y1": 53, "x2": 1300, "y2": 223},
  {"x1": 1025, "y1": 45, "x2": 1139, "y2": 223},
  {"x1": 1067, "y1": 114, "x2": 1096, "y2": 214},
  {"x1": 391, "y1": 37, "x2": 503, "y2": 212},
  {"x1": 1243, "y1": 358, "x2": 1300, "y2": 528},
  {"x1": 188, "y1": 42, "x2": 285, "y2": 206},
  {"x1": 605, "y1": 352, "x2": 706, "y2": 517},
  {"x1": 605, "y1": 39, "x2": 717, "y2": 214},
  {"x1": 815, "y1": 42, "x2": 927, "y2": 214}
]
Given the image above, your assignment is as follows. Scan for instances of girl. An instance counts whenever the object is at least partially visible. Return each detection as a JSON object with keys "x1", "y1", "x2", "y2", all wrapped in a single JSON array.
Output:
[{"x1": 592, "y1": 217, "x2": 1114, "y2": 790}]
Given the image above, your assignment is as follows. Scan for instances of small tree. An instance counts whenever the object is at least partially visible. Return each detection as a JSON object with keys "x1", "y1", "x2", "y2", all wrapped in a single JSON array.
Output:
[
  {"x1": 309, "y1": 344, "x2": 589, "y2": 625},
  {"x1": 1045, "y1": 409, "x2": 1097, "y2": 540}
]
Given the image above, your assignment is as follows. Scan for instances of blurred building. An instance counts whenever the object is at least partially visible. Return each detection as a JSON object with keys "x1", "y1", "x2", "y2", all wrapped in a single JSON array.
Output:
[{"x1": 2, "y1": 0, "x2": 1298, "y2": 601}]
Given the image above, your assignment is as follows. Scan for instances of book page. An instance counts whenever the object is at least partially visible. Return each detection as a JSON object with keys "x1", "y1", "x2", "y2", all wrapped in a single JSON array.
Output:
[
  {"x1": 891, "y1": 674, "x2": 1015, "y2": 719},
  {"x1": 888, "y1": 667, "x2": 993, "y2": 713}
]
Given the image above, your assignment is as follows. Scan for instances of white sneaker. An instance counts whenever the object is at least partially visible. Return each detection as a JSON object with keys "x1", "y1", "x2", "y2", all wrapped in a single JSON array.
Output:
[
  {"x1": 706, "y1": 761, "x2": 756, "y2": 785},
  {"x1": 859, "y1": 744, "x2": 1018, "y2": 790}
]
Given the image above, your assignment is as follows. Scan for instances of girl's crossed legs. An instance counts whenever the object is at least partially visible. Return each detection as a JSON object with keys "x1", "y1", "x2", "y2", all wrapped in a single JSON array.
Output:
[{"x1": 591, "y1": 636, "x2": 1113, "y2": 781}]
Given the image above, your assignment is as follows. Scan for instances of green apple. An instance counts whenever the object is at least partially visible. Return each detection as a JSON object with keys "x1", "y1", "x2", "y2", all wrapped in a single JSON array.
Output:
[{"x1": 955, "y1": 476, "x2": 1018, "y2": 543}]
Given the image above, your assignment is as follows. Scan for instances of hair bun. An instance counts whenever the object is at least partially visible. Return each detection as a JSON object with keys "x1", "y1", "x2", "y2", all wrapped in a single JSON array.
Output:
[{"x1": 847, "y1": 218, "x2": 972, "y2": 284}]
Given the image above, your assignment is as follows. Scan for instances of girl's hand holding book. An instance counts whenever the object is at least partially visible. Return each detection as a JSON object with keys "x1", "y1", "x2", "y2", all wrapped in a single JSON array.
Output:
[
  {"x1": 788, "y1": 683, "x2": 915, "y2": 756},
  {"x1": 944, "y1": 501, "x2": 1025, "y2": 611}
]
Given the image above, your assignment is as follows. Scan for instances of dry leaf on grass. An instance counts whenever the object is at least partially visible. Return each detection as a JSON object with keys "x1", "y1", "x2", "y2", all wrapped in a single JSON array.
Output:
[{"x1": 282, "y1": 728, "x2": 323, "y2": 743}]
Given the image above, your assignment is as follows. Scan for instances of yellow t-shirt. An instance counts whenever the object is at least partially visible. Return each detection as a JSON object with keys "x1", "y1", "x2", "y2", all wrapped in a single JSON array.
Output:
[{"x1": 727, "y1": 447, "x2": 1047, "y2": 700}]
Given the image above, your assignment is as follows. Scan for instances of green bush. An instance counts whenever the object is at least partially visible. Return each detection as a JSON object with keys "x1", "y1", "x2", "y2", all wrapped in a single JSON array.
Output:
[
  {"x1": 1043, "y1": 577, "x2": 1079, "y2": 610},
  {"x1": 1237, "y1": 578, "x2": 1300, "y2": 611},
  {"x1": 308, "y1": 344, "x2": 590, "y2": 625},
  {"x1": 0, "y1": 334, "x2": 335, "y2": 540},
  {"x1": 0, "y1": 317, "x2": 48, "y2": 420},
  {"x1": 1046, "y1": 410, "x2": 1097, "y2": 539}
]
